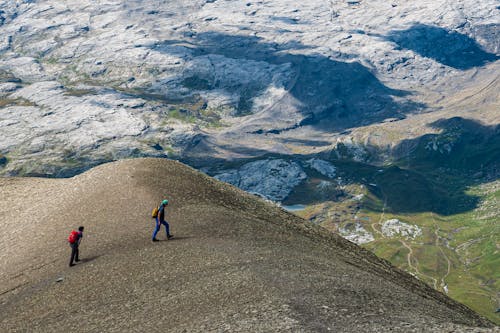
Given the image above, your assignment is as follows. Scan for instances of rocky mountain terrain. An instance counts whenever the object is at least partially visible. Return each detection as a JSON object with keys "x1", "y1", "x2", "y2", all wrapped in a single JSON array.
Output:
[
  {"x1": 0, "y1": 0, "x2": 498, "y2": 176},
  {"x1": 0, "y1": 158, "x2": 497, "y2": 332},
  {"x1": 0, "y1": 0, "x2": 499, "y2": 324}
]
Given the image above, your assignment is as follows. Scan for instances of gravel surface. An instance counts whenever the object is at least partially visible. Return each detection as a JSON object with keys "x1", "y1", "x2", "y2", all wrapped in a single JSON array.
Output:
[{"x1": 0, "y1": 158, "x2": 497, "y2": 332}]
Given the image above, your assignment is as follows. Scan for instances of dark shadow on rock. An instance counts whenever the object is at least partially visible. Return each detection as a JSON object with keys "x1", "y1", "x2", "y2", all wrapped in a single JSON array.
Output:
[
  {"x1": 234, "y1": 117, "x2": 498, "y2": 216},
  {"x1": 394, "y1": 117, "x2": 499, "y2": 179},
  {"x1": 471, "y1": 23, "x2": 500, "y2": 54},
  {"x1": 332, "y1": 117, "x2": 499, "y2": 215},
  {"x1": 151, "y1": 32, "x2": 425, "y2": 133},
  {"x1": 386, "y1": 24, "x2": 499, "y2": 70},
  {"x1": 278, "y1": 137, "x2": 332, "y2": 147},
  {"x1": 156, "y1": 236, "x2": 191, "y2": 242}
]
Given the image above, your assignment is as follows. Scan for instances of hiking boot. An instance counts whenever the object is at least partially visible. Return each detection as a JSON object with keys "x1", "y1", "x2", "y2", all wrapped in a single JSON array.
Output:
[
  {"x1": 152, "y1": 238, "x2": 159, "y2": 242},
  {"x1": 167, "y1": 235, "x2": 174, "y2": 239}
]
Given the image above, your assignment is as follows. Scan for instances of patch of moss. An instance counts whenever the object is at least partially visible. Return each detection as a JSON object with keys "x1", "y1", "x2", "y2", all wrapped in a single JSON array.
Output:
[
  {"x1": 42, "y1": 57, "x2": 58, "y2": 65},
  {"x1": 63, "y1": 88, "x2": 96, "y2": 97},
  {"x1": 181, "y1": 76, "x2": 212, "y2": 90},
  {"x1": 168, "y1": 108, "x2": 197, "y2": 123},
  {"x1": 0, "y1": 98, "x2": 36, "y2": 108}
]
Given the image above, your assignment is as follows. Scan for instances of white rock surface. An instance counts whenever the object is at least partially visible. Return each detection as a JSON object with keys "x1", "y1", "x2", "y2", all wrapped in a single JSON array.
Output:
[
  {"x1": 0, "y1": 82, "x2": 19, "y2": 95},
  {"x1": 382, "y1": 219, "x2": 422, "y2": 239},
  {"x1": 307, "y1": 158, "x2": 337, "y2": 178},
  {"x1": 352, "y1": 194, "x2": 364, "y2": 201},
  {"x1": 339, "y1": 222, "x2": 375, "y2": 245},
  {"x1": 214, "y1": 159, "x2": 307, "y2": 201},
  {"x1": 0, "y1": 0, "x2": 498, "y2": 175},
  {"x1": 3, "y1": 81, "x2": 146, "y2": 149}
]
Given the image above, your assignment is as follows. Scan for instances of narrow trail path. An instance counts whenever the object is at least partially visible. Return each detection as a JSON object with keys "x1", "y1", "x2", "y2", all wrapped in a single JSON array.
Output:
[
  {"x1": 369, "y1": 184, "x2": 450, "y2": 293},
  {"x1": 400, "y1": 240, "x2": 438, "y2": 289},
  {"x1": 431, "y1": 213, "x2": 452, "y2": 293},
  {"x1": 369, "y1": 186, "x2": 436, "y2": 287},
  {"x1": 371, "y1": 193, "x2": 386, "y2": 237}
]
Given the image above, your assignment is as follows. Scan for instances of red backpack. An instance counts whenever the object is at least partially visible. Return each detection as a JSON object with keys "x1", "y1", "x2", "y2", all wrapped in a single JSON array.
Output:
[{"x1": 68, "y1": 230, "x2": 79, "y2": 244}]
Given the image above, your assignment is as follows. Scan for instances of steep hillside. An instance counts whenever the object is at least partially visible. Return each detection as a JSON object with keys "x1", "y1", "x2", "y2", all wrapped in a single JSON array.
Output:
[{"x1": 0, "y1": 158, "x2": 496, "y2": 332}]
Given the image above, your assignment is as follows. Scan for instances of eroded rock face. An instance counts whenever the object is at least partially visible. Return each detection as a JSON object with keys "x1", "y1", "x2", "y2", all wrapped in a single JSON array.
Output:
[
  {"x1": 0, "y1": 0, "x2": 498, "y2": 176},
  {"x1": 214, "y1": 159, "x2": 307, "y2": 201}
]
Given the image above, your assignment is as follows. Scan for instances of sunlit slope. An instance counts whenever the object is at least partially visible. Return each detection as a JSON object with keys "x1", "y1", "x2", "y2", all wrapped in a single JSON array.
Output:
[{"x1": 0, "y1": 158, "x2": 496, "y2": 332}]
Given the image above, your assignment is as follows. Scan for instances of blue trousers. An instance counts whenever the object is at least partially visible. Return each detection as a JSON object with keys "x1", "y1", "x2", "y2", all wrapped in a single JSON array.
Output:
[{"x1": 152, "y1": 218, "x2": 171, "y2": 240}]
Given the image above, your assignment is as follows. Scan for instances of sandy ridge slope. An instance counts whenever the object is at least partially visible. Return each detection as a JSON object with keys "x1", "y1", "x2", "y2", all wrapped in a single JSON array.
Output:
[{"x1": 0, "y1": 158, "x2": 497, "y2": 332}]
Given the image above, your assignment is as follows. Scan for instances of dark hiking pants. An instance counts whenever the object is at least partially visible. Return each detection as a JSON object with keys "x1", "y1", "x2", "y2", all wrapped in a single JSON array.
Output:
[{"x1": 69, "y1": 242, "x2": 79, "y2": 265}]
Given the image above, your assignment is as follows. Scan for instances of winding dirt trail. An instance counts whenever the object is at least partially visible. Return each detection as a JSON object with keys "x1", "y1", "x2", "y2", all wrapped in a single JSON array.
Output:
[
  {"x1": 430, "y1": 213, "x2": 452, "y2": 293},
  {"x1": 371, "y1": 188, "x2": 439, "y2": 288},
  {"x1": 400, "y1": 240, "x2": 438, "y2": 290},
  {"x1": 371, "y1": 194, "x2": 386, "y2": 237}
]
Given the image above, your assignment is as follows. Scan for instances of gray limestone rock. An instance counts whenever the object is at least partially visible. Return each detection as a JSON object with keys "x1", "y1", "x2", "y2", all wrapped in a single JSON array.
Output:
[
  {"x1": 0, "y1": 82, "x2": 18, "y2": 95},
  {"x1": 382, "y1": 219, "x2": 422, "y2": 239},
  {"x1": 0, "y1": 0, "x2": 498, "y2": 176},
  {"x1": 215, "y1": 159, "x2": 307, "y2": 201},
  {"x1": 307, "y1": 158, "x2": 337, "y2": 178}
]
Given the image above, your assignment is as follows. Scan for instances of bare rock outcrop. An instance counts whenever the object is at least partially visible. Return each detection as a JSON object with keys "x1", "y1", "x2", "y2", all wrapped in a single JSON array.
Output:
[{"x1": 0, "y1": 0, "x2": 498, "y2": 175}]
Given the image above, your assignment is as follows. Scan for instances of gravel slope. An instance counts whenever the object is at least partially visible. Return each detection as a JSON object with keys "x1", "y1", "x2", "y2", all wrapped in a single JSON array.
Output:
[{"x1": 0, "y1": 158, "x2": 497, "y2": 332}]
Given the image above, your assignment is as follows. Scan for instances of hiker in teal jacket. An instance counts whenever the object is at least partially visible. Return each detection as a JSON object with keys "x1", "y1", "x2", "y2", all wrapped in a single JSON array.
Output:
[{"x1": 152, "y1": 200, "x2": 173, "y2": 241}]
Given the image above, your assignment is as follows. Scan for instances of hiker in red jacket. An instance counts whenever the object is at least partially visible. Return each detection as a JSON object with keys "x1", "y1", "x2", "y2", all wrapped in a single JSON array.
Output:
[{"x1": 68, "y1": 226, "x2": 84, "y2": 267}]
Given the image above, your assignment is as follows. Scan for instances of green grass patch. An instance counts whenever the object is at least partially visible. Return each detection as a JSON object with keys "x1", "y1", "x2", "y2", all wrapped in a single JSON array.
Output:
[
  {"x1": 0, "y1": 98, "x2": 36, "y2": 108},
  {"x1": 63, "y1": 88, "x2": 96, "y2": 97},
  {"x1": 168, "y1": 108, "x2": 197, "y2": 123},
  {"x1": 366, "y1": 240, "x2": 409, "y2": 269},
  {"x1": 42, "y1": 56, "x2": 59, "y2": 65}
]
